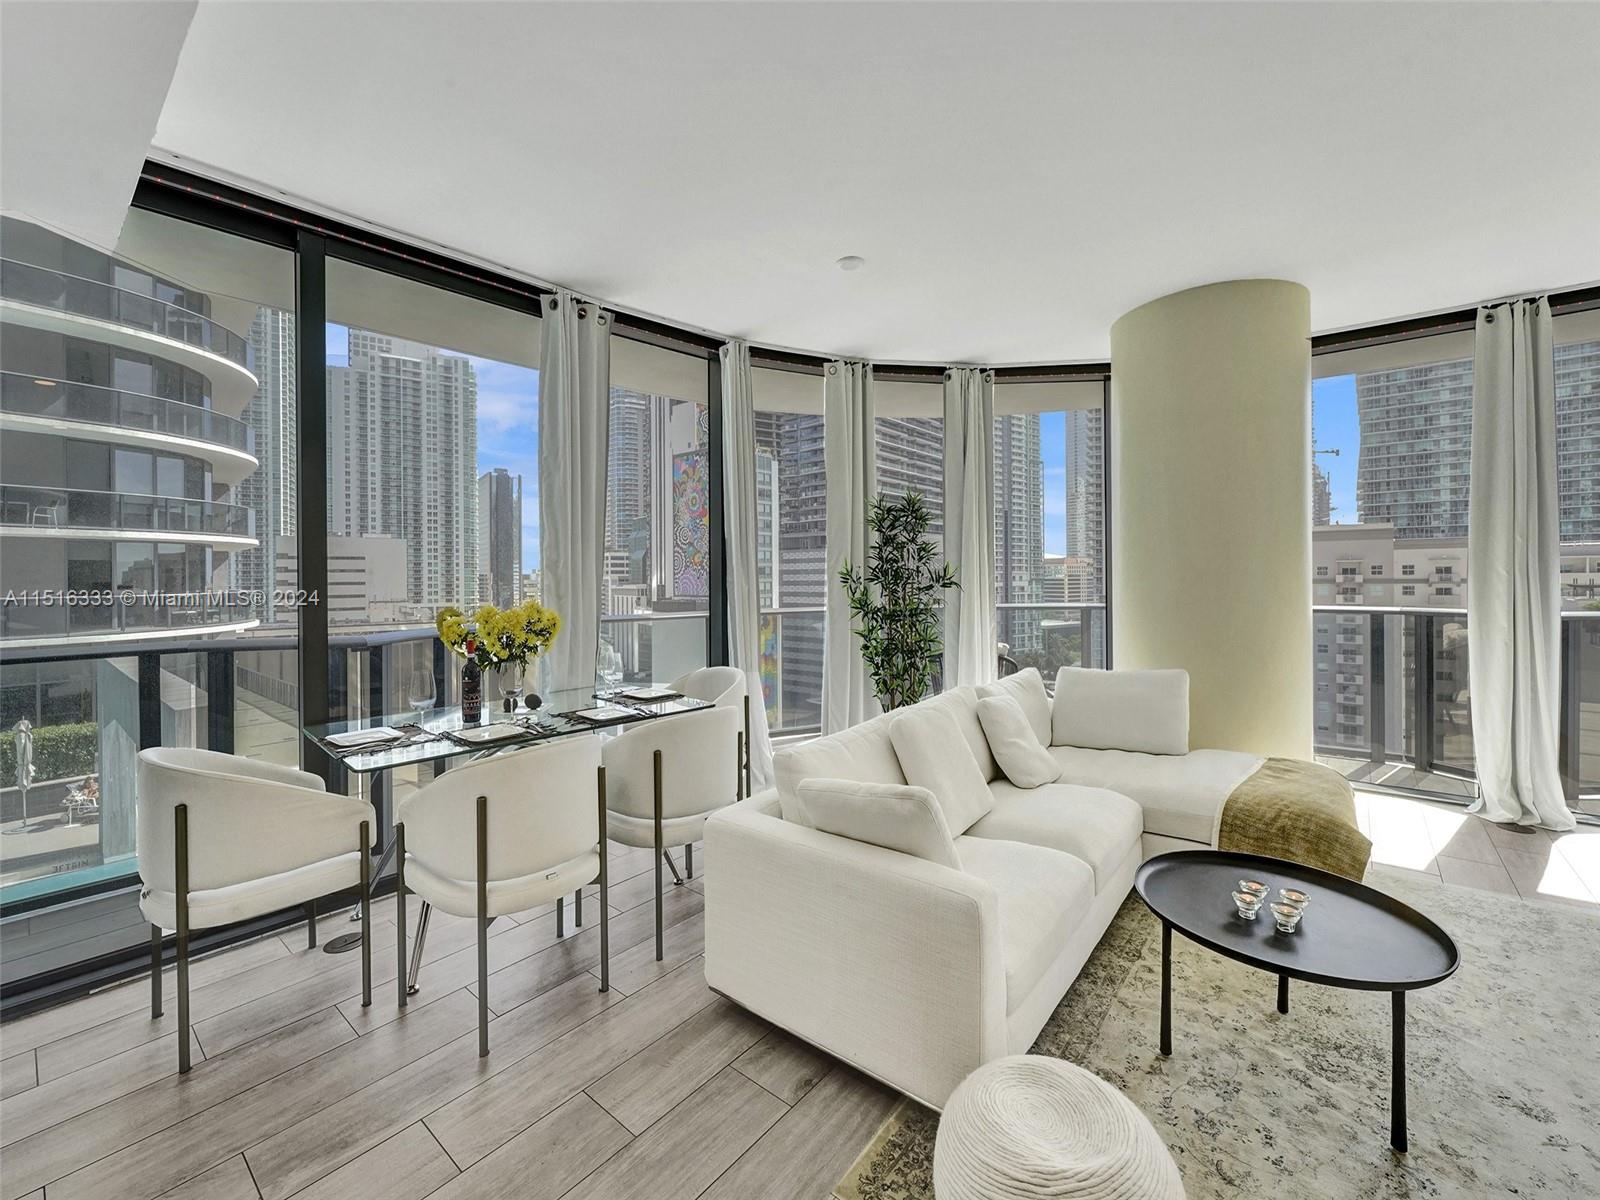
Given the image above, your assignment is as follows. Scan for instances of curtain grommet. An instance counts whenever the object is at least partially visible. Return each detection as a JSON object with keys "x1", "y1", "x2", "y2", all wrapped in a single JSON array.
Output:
[{"x1": 548, "y1": 298, "x2": 559, "y2": 312}]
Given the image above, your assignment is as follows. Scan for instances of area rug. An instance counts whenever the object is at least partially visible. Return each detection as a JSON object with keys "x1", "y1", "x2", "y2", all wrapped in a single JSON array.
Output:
[{"x1": 835, "y1": 867, "x2": 1600, "y2": 1199}]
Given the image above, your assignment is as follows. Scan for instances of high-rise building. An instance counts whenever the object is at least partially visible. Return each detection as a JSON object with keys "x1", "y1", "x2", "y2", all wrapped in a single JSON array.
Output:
[
  {"x1": 607, "y1": 390, "x2": 653, "y2": 582},
  {"x1": 874, "y1": 415, "x2": 945, "y2": 543},
  {"x1": 326, "y1": 331, "x2": 478, "y2": 617},
  {"x1": 0, "y1": 217, "x2": 261, "y2": 646},
  {"x1": 756, "y1": 410, "x2": 827, "y2": 731},
  {"x1": 233, "y1": 308, "x2": 297, "y2": 625},
  {"x1": 1064, "y1": 407, "x2": 1105, "y2": 599},
  {"x1": 477, "y1": 467, "x2": 522, "y2": 608},
  {"x1": 992, "y1": 413, "x2": 1044, "y2": 650},
  {"x1": 1312, "y1": 463, "x2": 1333, "y2": 526},
  {"x1": 1355, "y1": 357, "x2": 1474, "y2": 539},
  {"x1": 1557, "y1": 339, "x2": 1600, "y2": 542}
]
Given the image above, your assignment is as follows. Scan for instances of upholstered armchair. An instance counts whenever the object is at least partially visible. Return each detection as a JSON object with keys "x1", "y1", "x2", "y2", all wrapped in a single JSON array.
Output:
[
  {"x1": 601, "y1": 706, "x2": 742, "y2": 960},
  {"x1": 136, "y1": 747, "x2": 376, "y2": 1074},
  {"x1": 396, "y1": 736, "x2": 607, "y2": 1056}
]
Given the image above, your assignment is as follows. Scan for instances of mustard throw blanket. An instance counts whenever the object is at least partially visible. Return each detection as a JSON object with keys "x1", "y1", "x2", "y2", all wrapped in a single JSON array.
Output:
[{"x1": 1215, "y1": 757, "x2": 1372, "y2": 881}]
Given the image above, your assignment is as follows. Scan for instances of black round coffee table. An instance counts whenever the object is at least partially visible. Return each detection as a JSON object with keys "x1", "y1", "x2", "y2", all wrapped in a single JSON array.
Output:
[{"x1": 1134, "y1": 850, "x2": 1460, "y2": 1153}]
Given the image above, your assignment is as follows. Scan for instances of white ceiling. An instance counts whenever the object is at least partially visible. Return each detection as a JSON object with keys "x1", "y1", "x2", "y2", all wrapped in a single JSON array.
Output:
[{"x1": 150, "y1": 1, "x2": 1599, "y2": 364}]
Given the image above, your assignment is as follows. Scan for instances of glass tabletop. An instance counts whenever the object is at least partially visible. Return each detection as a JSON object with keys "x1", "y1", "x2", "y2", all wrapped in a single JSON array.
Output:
[{"x1": 303, "y1": 685, "x2": 711, "y2": 774}]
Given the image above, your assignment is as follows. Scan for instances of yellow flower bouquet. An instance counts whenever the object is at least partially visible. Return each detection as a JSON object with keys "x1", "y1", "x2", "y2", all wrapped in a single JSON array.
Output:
[{"x1": 435, "y1": 600, "x2": 561, "y2": 671}]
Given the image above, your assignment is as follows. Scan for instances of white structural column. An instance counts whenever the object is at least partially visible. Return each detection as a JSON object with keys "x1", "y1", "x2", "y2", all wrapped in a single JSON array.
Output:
[
  {"x1": 823, "y1": 360, "x2": 878, "y2": 733},
  {"x1": 943, "y1": 367, "x2": 996, "y2": 686},
  {"x1": 719, "y1": 338, "x2": 776, "y2": 788},
  {"x1": 537, "y1": 290, "x2": 611, "y2": 694},
  {"x1": 1110, "y1": 280, "x2": 1313, "y2": 758}
]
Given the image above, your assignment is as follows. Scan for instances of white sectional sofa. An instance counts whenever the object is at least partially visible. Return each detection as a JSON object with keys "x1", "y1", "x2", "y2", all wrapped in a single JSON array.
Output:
[{"x1": 703, "y1": 667, "x2": 1264, "y2": 1109}]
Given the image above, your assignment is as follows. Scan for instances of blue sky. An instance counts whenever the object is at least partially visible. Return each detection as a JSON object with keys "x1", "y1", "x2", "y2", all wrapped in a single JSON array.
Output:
[
  {"x1": 328, "y1": 323, "x2": 543, "y2": 569},
  {"x1": 1312, "y1": 374, "x2": 1360, "y2": 523},
  {"x1": 1040, "y1": 410, "x2": 1066, "y2": 556}
]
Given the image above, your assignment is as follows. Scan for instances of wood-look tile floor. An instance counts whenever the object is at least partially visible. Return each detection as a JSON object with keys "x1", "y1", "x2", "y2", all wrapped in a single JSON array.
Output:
[
  {"x1": 3, "y1": 796, "x2": 1593, "y2": 1200},
  {"x1": 0, "y1": 843, "x2": 896, "y2": 1200}
]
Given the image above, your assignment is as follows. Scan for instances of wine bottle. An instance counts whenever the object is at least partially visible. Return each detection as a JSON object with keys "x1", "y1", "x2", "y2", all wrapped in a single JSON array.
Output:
[{"x1": 461, "y1": 625, "x2": 483, "y2": 723}]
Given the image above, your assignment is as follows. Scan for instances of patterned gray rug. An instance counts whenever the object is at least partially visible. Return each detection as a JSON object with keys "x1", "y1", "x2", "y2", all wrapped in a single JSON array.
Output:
[{"x1": 836, "y1": 867, "x2": 1600, "y2": 1199}]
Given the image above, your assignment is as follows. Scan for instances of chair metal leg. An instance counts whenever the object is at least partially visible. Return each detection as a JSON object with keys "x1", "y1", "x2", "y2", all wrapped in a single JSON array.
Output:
[
  {"x1": 743, "y1": 695, "x2": 752, "y2": 799},
  {"x1": 664, "y1": 849, "x2": 684, "y2": 886},
  {"x1": 359, "y1": 820, "x2": 372, "y2": 1008},
  {"x1": 738, "y1": 728, "x2": 746, "y2": 803},
  {"x1": 406, "y1": 901, "x2": 431, "y2": 995},
  {"x1": 150, "y1": 924, "x2": 163, "y2": 1019},
  {"x1": 654, "y1": 748, "x2": 664, "y2": 962},
  {"x1": 476, "y1": 793, "x2": 490, "y2": 1057},
  {"x1": 305, "y1": 899, "x2": 317, "y2": 949},
  {"x1": 597, "y1": 766, "x2": 610, "y2": 993},
  {"x1": 575, "y1": 886, "x2": 583, "y2": 927},
  {"x1": 685, "y1": 841, "x2": 693, "y2": 881},
  {"x1": 556, "y1": 895, "x2": 564, "y2": 938},
  {"x1": 395, "y1": 823, "x2": 408, "y2": 1009},
  {"x1": 175, "y1": 803, "x2": 191, "y2": 1075}
]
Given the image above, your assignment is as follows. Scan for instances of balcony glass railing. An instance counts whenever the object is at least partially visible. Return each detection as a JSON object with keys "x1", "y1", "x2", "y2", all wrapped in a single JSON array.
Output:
[
  {"x1": 0, "y1": 372, "x2": 254, "y2": 455},
  {"x1": 0, "y1": 485, "x2": 255, "y2": 539},
  {"x1": 1312, "y1": 605, "x2": 1597, "y2": 815},
  {"x1": 760, "y1": 607, "x2": 826, "y2": 737},
  {"x1": 0, "y1": 258, "x2": 250, "y2": 368},
  {"x1": 599, "y1": 610, "x2": 710, "y2": 690},
  {"x1": 998, "y1": 603, "x2": 1108, "y2": 678}
]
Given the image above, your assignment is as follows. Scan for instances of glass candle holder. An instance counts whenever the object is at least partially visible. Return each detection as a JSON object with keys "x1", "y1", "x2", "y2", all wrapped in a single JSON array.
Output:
[
  {"x1": 1270, "y1": 902, "x2": 1304, "y2": 933},
  {"x1": 1232, "y1": 890, "x2": 1265, "y2": 920},
  {"x1": 1278, "y1": 887, "x2": 1310, "y2": 911},
  {"x1": 1238, "y1": 879, "x2": 1270, "y2": 901}
]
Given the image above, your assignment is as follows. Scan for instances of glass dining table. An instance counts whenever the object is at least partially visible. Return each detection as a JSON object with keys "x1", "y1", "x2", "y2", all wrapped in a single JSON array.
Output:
[{"x1": 301, "y1": 685, "x2": 712, "y2": 955}]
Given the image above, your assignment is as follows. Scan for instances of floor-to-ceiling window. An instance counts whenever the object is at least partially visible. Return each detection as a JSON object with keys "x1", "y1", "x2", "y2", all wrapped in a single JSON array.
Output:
[
  {"x1": 992, "y1": 378, "x2": 1108, "y2": 682},
  {"x1": 322, "y1": 256, "x2": 541, "y2": 828},
  {"x1": 0, "y1": 207, "x2": 297, "y2": 988},
  {"x1": 602, "y1": 337, "x2": 711, "y2": 686},
  {"x1": 1555, "y1": 311, "x2": 1600, "y2": 814},
  {"x1": 1311, "y1": 329, "x2": 1477, "y2": 798},
  {"x1": 752, "y1": 365, "x2": 826, "y2": 736}
]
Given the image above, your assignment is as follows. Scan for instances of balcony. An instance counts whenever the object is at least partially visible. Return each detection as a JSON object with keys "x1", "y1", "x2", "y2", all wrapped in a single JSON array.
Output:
[
  {"x1": 0, "y1": 258, "x2": 258, "y2": 409},
  {"x1": 0, "y1": 485, "x2": 255, "y2": 543},
  {"x1": 0, "y1": 372, "x2": 258, "y2": 483},
  {"x1": 1312, "y1": 605, "x2": 1599, "y2": 816}
]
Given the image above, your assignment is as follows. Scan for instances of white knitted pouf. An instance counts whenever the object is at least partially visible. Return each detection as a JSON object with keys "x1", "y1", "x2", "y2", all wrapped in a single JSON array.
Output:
[{"x1": 933, "y1": 1055, "x2": 1184, "y2": 1199}]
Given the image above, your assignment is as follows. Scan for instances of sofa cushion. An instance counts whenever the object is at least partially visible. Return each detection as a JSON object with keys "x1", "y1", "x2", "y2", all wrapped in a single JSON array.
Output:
[
  {"x1": 1048, "y1": 745, "x2": 1263, "y2": 843},
  {"x1": 979, "y1": 668, "x2": 1051, "y2": 746},
  {"x1": 965, "y1": 781, "x2": 1142, "y2": 894},
  {"x1": 890, "y1": 706, "x2": 995, "y2": 835},
  {"x1": 796, "y1": 778, "x2": 962, "y2": 871},
  {"x1": 1052, "y1": 667, "x2": 1189, "y2": 755},
  {"x1": 955, "y1": 837, "x2": 1095, "y2": 1014},
  {"x1": 977, "y1": 695, "x2": 1062, "y2": 789},
  {"x1": 919, "y1": 687, "x2": 1000, "y2": 782},
  {"x1": 775, "y1": 711, "x2": 903, "y2": 824}
]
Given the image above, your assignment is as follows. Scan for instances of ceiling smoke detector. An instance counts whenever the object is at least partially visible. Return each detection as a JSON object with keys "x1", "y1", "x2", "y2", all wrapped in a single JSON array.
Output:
[{"x1": 836, "y1": 256, "x2": 865, "y2": 272}]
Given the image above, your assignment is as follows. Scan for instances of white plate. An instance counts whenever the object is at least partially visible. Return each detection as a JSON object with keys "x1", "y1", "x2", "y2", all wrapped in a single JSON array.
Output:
[
  {"x1": 325, "y1": 726, "x2": 405, "y2": 748},
  {"x1": 452, "y1": 723, "x2": 528, "y2": 745}
]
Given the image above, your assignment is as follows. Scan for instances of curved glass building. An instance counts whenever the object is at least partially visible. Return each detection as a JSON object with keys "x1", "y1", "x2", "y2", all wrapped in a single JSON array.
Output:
[{"x1": 1, "y1": 217, "x2": 262, "y2": 646}]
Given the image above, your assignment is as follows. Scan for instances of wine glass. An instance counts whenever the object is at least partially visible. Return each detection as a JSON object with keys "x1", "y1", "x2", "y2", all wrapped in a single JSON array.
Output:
[
  {"x1": 501, "y1": 660, "x2": 527, "y2": 712},
  {"x1": 407, "y1": 667, "x2": 436, "y2": 728}
]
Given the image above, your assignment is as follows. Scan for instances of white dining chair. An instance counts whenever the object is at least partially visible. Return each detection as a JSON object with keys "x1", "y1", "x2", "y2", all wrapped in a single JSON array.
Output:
[
  {"x1": 136, "y1": 747, "x2": 377, "y2": 1074},
  {"x1": 668, "y1": 665, "x2": 751, "y2": 819},
  {"x1": 601, "y1": 706, "x2": 742, "y2": 961},
  {"x1": 395, "y1": 736, "x2": 607, "y2": 1057}
]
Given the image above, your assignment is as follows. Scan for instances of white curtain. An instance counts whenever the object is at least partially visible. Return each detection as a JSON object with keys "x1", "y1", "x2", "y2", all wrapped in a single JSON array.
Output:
[
  {"x1": 719, "y1": 339, "x2": 776, "y2": 788},
  {"x1": 1468, "y1": 297, "x2": 1574, "y2": 831},
  {"x1": 823, "y1": 360, "x2": 878, "y2": 733},
  {"x1": 943, "y1": 367, "x2": 997, "y2": 687},
  {"x1": 537, "y1": 291, "x2": 611, "y2": 695}
]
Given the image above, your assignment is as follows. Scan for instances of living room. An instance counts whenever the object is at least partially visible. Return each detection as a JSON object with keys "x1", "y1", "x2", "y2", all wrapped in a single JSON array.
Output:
[{"x1": 0, "y1": 3, "x2": 1596, "y2": 1199}]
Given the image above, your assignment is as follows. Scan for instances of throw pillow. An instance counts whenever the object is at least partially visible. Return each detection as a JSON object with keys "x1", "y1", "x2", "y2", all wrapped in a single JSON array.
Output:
[
  {"x1": 1052, "y1": 667, "x2": 1189, "y2": 755},
  {"x1": 796, "y1": 778, "x2": 962, "y2": 871},
  {"x1": 889, "y1": 705, "x2": 995, "y2": 834},
  {"x1": 977, "y1": 694, "x2": 1063, "y2": 788},
  {"x1": 977, "y1": 668, "x2": 1051, "y2": 746}
]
